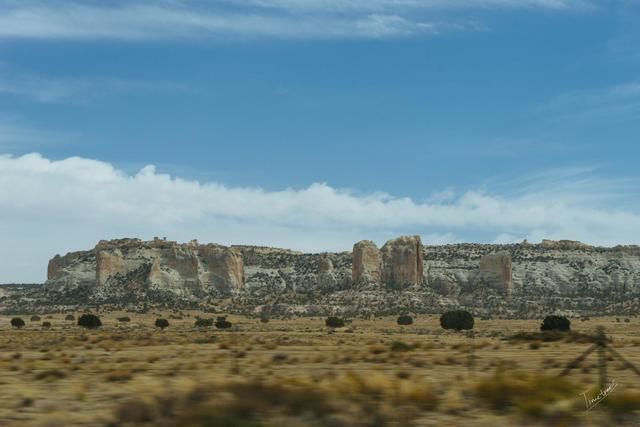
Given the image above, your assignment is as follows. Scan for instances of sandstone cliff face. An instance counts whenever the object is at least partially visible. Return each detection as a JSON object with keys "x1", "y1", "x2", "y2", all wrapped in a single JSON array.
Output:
[
  {"x1": 476, "y1": 251, "x2": 513, "y2": 293},
  {"x1": 47, "y1": 238, "x2": 245, "y2": 300},
  {"x1": 380, "y1": 236, "x2": 425, "y2": 288},
  {"x1": 41, "y1": 237, "x2": 640, "y2": 317},
  {"x1": 47, "y1": 251, "x2": 96, "y2": 291},
  {"x1": 352, "y1": 240, "x2": 382, "y2": 284}
]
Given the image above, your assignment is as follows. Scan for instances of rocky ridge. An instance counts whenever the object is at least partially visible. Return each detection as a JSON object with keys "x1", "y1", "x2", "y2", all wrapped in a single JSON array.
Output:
[{"x1": 3, "y1": 237, "x2": 640, "y2": 317}]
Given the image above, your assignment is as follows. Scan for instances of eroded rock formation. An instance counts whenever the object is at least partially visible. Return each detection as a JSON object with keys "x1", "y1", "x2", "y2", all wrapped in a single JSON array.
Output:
[
  {"x1": 352, "y1": 240, "x2": 382, "y2": 284},
  {"x1": 380, "y1": 236, "x2": 425, "y2": 288},
  {"x1": 477, "y1": 251, "x2": 513, "y2": 292},
  {"x1": 37, "y1": 236, "x2": 640, "y2": 318},
  {"x1": 48, "y1": 238, "x2": 245, "y2": 299}
]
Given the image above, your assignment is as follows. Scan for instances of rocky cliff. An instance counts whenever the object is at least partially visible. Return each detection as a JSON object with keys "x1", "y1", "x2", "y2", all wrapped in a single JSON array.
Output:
[{"x1": 38, "y1": 237, "x2": 640, "y2": 317}]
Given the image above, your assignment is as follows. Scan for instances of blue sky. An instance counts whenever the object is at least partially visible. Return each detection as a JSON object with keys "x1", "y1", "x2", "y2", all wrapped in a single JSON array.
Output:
[{"x1": 0, "y1": 0, "x2": 639, "y2": 282}]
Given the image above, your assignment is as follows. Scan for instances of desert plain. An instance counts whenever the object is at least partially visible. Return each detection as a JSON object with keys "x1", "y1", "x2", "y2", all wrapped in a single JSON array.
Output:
[{"x1": 0, "y1": 313, "x2": 639, "y2": 427}]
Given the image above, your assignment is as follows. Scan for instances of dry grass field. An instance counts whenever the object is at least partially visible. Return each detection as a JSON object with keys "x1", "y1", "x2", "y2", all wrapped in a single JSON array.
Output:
[{"x1": 1, "y1": 313, "x2": 639, "y2": 426}]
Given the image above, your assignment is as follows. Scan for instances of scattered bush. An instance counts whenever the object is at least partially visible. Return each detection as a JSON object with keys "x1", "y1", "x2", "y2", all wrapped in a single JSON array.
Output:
[
  {"x1": 155, "y1": 318, "x2": 169, "y2": 330},
  {"x1": 215, "y1": 316, "x2": 232, "y2": 330},
  {"x1": 540, "y1": 315, "x2": 570, "y2": 332},
  {"x1": 11, "y1": 317, "x2": 25, "y2": 329},
  {"x1": 78, "y1": 314, "x2": 102, "y2": 329},
  {"x1": 440, "y1": 310, "x2": 474, "y2": 331},
  {"x1": 260, "y1": 316, "x2": 270, "y2": 324},
  {"x1": 42, "y1": 321, "x2": 52, "y2": 328},
  {"x1": 325, "y1": 316, "x2": 345, "y2": 328},
  {"x1": 30, "y1": 315, "x2": 41, "y2": 322},
  {"x1": 65, "y1": 314, "x2": 75, "y2": 321},
  {"x1": 117, "y1": 316, "x2": 131, "y2": 323},
  {"x1": 397, "y1": 315, "x2": 413, "y2": 326},
  {"x1": 195, "y1": 318, "x2": 213, "y2": 328}
]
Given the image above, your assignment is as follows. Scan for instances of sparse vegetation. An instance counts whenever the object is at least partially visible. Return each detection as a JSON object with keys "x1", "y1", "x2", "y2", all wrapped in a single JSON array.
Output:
[
  {"x1": 117, "y1": 316, "x2": 131, "y2": 322},
  {"x1": 78, "y1": 314, "x2": 102, "y2": 329},
  {"x1": 215, "y1": 316, "x2": 232, "y2": 329},
  {"x1": 397, "y1": 315, "x2": 413, "y2": 325},
  {"x1": 440, "y1": 310, "x2": 474, "y2": 331},
  {"x1": 0, "y1": 312, "x2": 637, "y2": 426},
  {"x1": 195, "y1": 318, "x2": 214, "y2": 328},
  {"x1": 42, "y1": 321, "x2": 52, "y2": 328},
  {"x1": 65, "y1": 314, "x2": 75, "y2": 321},
  {"x1": 540, "y1": 315, "x2": 570, "y2": 332},
  {"x1": 325, "y1": 316, "x2": 345, "y2": 328},
  {"x1": 30, "y1": 315, "x2": 41, "y2": 322},
  {"x1": 155, "y1": 318, "x2": 169, "y2": 329},
  {"x1": 11, "y1": 317, "x2": 25, "y2": 329}
]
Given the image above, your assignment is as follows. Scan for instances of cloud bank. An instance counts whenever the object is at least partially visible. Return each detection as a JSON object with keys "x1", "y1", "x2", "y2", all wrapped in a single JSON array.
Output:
[
  {"x1": 1, "y1": 152, "x2": 638, "y2": 283},
  {"x1": 0, "y1": 0, "x2": 593, "y2": 40}
]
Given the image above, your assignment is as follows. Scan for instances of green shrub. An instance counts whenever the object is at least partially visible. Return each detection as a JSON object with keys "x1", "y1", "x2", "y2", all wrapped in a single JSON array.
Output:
[
  {"x1": 440, "y1": 310, "x2": 474, "y2": 331},
  {"x1": 195, "y1": 318, "x2": 214, "y2": 328},
  {"x1": 11, "y1": 317, "x2": 25, "y2": 329},
  {"x1": 42, "y1": 321, "x2": 52, "y2": 328},
  {"x1": 397, "y1": 315, "x2": 413, "y2": 326},
  {"x1": 30, "y1": 315, "x2": 41, "y2": 322},
  {"x1": 540, "y1": 315, "x2": 570, "y2": 332},
  {"x1": 117, "y1": 316, "x2": 131, "y2": 323},
  {"x1": 325, "y1": 317, "x2": 345, "y2": 328},
  {"x1": 155, "y1": 318, "x2": 169, "y2": 330},
  {"x1": 78, "y1": 314, "x2": 102, "y2": 329},
  {"x1": 215, "y1": 316, "x2": 232, "y2": 330}
]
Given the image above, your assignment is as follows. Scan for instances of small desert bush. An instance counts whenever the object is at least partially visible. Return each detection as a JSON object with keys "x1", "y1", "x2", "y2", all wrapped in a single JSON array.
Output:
[
  {"x1": 397, "y1": 315, "x2": 413, "y2": 325},
  {"x1": 325, "y1": 316, "x2": 345, "y2": 328},
  {"x1": 117, "y1": 316, "x2": 131, "y2": 323},
  {"x1": 540, "y1": 315, "x2": 570, "y2": 332},
  {"x1": 215, "y1": 316, "x2": 232, "y2": 330},
  {"x1": 42, "y1": 321, "x2": 52, "y2": 328},
  {"x1": 10, "y1": 317, "x2": 25, "y2": 329},
  {"x1": 155, "y1": 318, "x2": 170, "y2": 329},
  {"x1": 30, "y1": 315, "x2": 41, "y2": 322},
  {"x1": 440, "y1": 310, "x2": 474, "y2": 331},
  {"x1": 65, "y1": 314, "x2": 75, "y2": 321},
  {"x1": 195, "y1": 318, "x2": 214, "y2": 328},
  {"x1": 78, "y1": 314, "x2": 102, "y2": 329}
]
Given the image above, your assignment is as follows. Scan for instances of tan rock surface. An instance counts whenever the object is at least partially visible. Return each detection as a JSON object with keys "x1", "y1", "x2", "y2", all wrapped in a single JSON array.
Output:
[
  {"x1": 380, "y1": 236, "x2": 425, "y2": 287},
  {"x1": 352, "y1": 240, "x2": 382, "y2": 284}
]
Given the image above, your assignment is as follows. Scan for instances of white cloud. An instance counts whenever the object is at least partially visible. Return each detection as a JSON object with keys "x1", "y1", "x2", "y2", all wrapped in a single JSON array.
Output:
[
  {"x1": 0, "y1": 152, "x2": 639, "y2": 283},
  {"x1": 0, "y1": 0, "x2": 592, "y2": 40}
]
